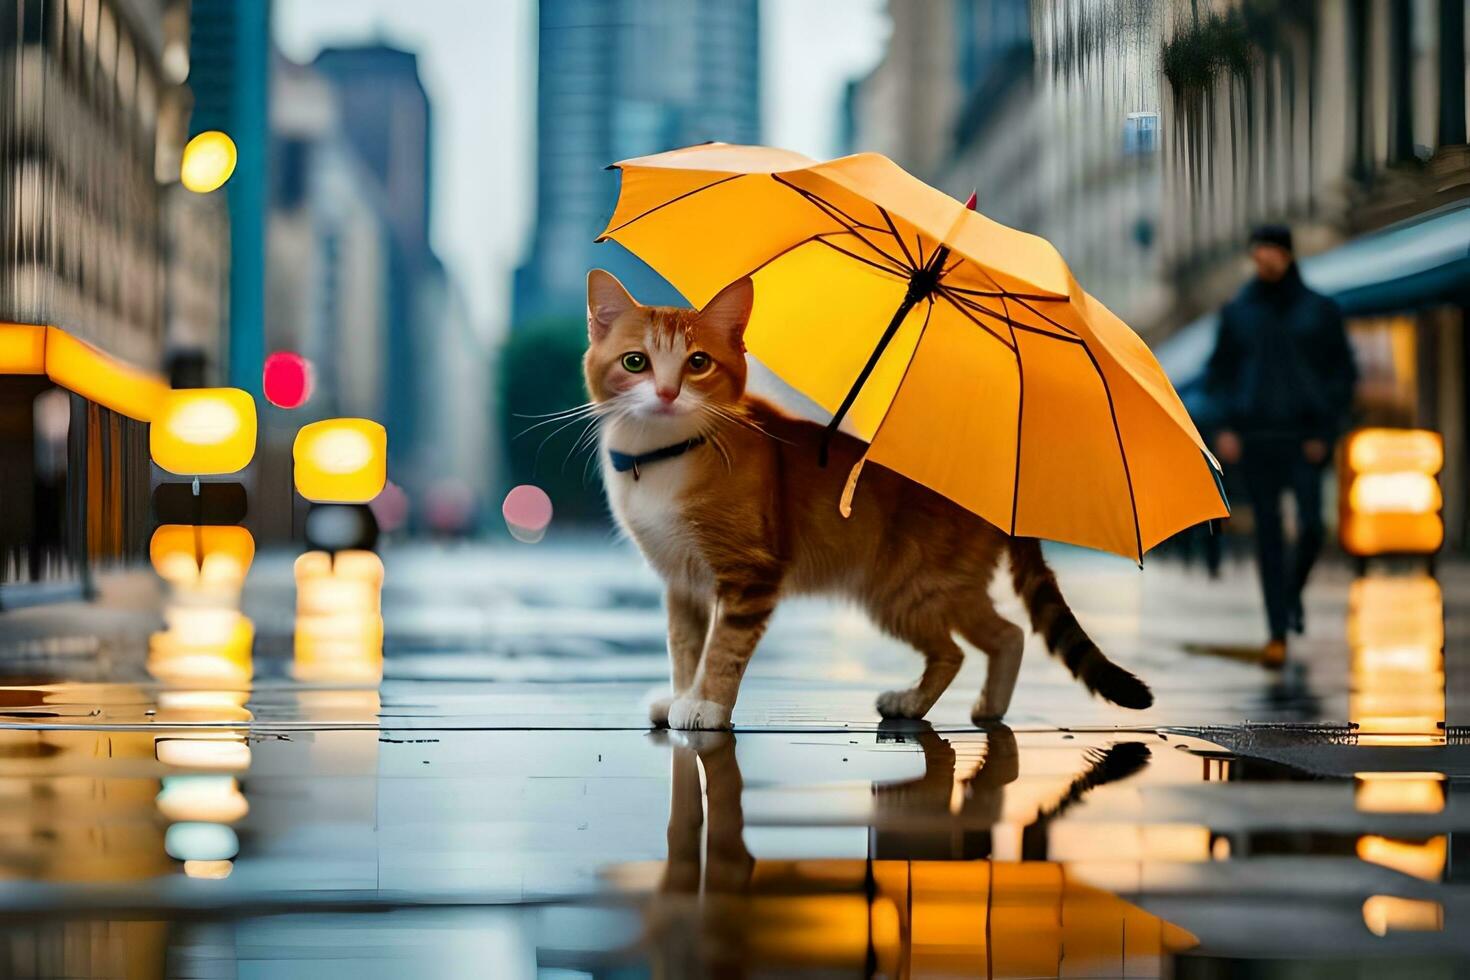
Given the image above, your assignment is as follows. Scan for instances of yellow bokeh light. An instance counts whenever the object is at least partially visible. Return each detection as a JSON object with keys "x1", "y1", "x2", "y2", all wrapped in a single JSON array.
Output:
[
  {"x1": 293, "y1": 418, "x2": 387, "y2": 503},
  {"x1": 1354, "y1": 772, "x2": 1446, "y2": 814},
  {"x1": 1349, "y1": 472, "x2": 1442, "y2": 514},
  {"x1": 1356, "y1": 835, "x2": 1446, "y2": 882},
  {"x1": 1347, "y1": 428, "x2": 1443, "y2": 474},
  {"x1": 150, "y1": 388, "x2": 257, "y2": 476},
  {"x1": 180, "y1": 131, "x2": 238, "y2": 193},
  {"x1": 1362, "y1": 895, "x2": 1443, "y2": 936},
  {"x1": 1340, "y1": 428, "x2": 1444, "y2": 556}
]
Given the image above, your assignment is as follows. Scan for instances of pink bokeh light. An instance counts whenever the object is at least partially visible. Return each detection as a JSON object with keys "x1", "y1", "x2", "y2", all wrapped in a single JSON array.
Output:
[{"x1": 502, "y1": 484, "x2": 553, "y2": 543}]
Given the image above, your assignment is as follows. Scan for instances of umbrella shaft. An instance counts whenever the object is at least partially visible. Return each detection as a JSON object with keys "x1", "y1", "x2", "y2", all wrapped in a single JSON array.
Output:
[{"x1": 819, "y1": 245, "x2": 949, "y2": 467}]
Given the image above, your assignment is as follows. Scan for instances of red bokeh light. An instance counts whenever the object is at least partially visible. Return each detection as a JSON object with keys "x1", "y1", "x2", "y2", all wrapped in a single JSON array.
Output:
[{"x1": 263, "y1": 352, "x2": 313, "y2": 409}]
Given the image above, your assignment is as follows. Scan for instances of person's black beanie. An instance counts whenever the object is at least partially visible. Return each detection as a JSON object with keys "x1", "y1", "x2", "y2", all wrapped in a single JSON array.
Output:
[{"x1": 1249, "y1": 223, "x2": 1294, "y2": 252}]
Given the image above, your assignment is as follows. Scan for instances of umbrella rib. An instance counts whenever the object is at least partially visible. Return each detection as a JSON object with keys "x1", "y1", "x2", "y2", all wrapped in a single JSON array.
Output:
[
  {"x1": 596, "y1": 173, "x2": 747, "y2": 240},
  {"x1": 734, "y1": 233, "x2": 826, "y2": 281},
  {"x1": 944, "y1": 283, "x2": 1063, "y2": 304},
  {"x1": 994, "y1": 291, "x2": 1024, "y2": 539},
  {"x1": 863, "y1": 297, "x2": 936, "y2": 456},
  {"x1": 1080, "y1": 343, "x2": 1145, "y2": 564},
  {"x1": 769, "y1": 175, "x2": 914, "y2": 272},
  {"x1": 932, "y1": 291, "x2": 1015, "y2": 351},
  {"x1": 942, "y1": 290, "x2": 1082, "y2": 344},
  {"x1": 1006, "y1": 295, "x2": 1086, "y2": 340},
  {"x1": 770, "y1": 173, "x2": 886, "y2": 233},
  {"x1": 813, "y1": 236, "x2": 910, "y2": 280},
  {"x1": 877, "y1": 206, "x2": 918, "y2": 271}
]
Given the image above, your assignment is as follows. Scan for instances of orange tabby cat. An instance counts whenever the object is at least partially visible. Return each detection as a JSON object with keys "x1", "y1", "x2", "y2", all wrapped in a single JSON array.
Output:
[{"x1": 585, "y1": 269, "x2": 1152, "y2": 731}]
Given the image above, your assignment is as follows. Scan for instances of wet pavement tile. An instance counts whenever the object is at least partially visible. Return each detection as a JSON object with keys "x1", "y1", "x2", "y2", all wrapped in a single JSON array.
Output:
[{"x1": 0, "y1": 543, "x2": 1467, "y2": 976}]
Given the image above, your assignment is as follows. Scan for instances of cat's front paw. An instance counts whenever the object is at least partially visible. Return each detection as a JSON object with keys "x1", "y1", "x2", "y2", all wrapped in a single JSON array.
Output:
[
  {"x1": 667, "y1": 697, "x2": 732, "y2": 731},
  {"x1": 647, "y1": 692, "x2": 676, "y2": 728},
  {"x1": 876, "y1": 688, "x2": 931, "y2": 720}
]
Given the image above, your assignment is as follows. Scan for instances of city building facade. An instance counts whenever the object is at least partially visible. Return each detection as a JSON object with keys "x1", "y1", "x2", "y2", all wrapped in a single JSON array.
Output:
[
  {"x1": 0, "y1": 0, "x2": 224, "y2": 600},
  {"x1": 852, "y1": 0, "x2": 1470, "y2": 546}
]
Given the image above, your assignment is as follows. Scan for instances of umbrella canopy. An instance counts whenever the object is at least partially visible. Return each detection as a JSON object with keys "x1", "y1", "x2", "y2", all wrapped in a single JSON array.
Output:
[{"x1": 598, "y1": 143, "x2": 1228, "y2": 561}]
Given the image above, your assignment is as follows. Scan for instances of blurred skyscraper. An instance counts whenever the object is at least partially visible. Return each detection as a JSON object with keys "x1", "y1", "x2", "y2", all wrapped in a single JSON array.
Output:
[
  {"x1": 513, "y1": 0, "x2": 761, "y2": 326},
  {"x1": 289, "y1": 44, "x2": 496, "y2": 533},
  {"x1": 311, "y1": 46, "x2": 435, "y2": 468},
  {"x1": 189, "y1": 0, "x2": 271, "y2": 397}
]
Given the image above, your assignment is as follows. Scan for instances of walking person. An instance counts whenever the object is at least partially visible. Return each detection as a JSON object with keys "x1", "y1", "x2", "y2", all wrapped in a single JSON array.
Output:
[{"x1": 1202, "y1": 225, "x2": 1358, "y2": 667}]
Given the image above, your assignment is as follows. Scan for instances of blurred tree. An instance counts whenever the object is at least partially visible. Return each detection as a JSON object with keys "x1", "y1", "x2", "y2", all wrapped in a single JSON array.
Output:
[{"x1": 498, "y1": 320, "x2": 610, "y2": 526}]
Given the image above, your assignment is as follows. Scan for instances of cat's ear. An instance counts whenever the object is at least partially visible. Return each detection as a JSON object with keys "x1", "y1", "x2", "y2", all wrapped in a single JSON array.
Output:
[
  {"x1": 697, "y1": 277, "x2": 754, "y2": 351},
  {"x1": 587, "y1": 269, "x2": 637, "y2": 342}
]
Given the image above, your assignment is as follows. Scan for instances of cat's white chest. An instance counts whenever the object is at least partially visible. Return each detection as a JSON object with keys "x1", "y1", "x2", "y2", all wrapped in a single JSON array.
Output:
[{"x1": 602, "y1": 454, "x2": 708, "y2": 588}]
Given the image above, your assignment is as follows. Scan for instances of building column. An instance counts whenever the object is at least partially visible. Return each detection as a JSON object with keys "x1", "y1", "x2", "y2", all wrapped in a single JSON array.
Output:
[
  {"x1": 1439, "y1": 0, "x2": 1467, "y2": 146},
  {"x1": 1388, "y1": 0, "x2": 1414, "y2": 162},
  {"x1": 1348, "y1": 0, "x2": 1373, "y2": 180}
]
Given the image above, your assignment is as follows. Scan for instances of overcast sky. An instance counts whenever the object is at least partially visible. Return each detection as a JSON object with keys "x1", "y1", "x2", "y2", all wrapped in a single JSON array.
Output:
[{"x1": 274, "y1": 0, "x2": 889, "y2": 331}]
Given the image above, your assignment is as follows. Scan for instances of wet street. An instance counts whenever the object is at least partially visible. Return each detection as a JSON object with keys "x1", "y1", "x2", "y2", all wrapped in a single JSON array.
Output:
[{"x1": 1, "y1": 541, "x2": 1467, "y2": 978}]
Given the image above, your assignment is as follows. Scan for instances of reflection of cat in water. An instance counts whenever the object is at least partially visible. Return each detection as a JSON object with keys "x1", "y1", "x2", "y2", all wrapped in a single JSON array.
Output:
[{"x1": 640, "y1": 726, "x2": 1156, "y2": 973}]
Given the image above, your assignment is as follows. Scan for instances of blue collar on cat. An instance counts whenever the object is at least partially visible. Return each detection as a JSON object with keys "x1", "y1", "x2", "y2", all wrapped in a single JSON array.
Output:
[{"x1": 608, "y1": 436, "x2": 706, "y2": 480}]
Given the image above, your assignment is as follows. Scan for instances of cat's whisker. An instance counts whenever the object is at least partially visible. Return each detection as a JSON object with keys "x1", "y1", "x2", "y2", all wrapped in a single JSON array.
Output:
[
  {"x1": 562, "y1": 416, "x2": 604, "y2": 473},
  {"x1": 513, "y1": 402, "x2": 598, "y2": 420},
  {"x1": 534, "y1": 411, "x2": 601, "y2": 471},
  {"x1": 514, "y1": 403, "x2": 603, "y2": 439},
  {"x1": 704, "y1": 403, "x2": 792, "y2": 444},
  {"x1": 707, "y1": 430, "x2": 733, "y2": 472}
]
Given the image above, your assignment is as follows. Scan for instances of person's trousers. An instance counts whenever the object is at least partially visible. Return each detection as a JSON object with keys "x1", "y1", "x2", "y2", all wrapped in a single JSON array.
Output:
[{"x1": 1240, "y1": 441, "x2": 1327, "y2": 641}]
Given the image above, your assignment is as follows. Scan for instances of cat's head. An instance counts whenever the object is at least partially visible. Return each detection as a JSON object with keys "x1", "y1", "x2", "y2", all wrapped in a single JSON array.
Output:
[{"x1": 584, "y1": 269, "x2": 753, "y2": 424}]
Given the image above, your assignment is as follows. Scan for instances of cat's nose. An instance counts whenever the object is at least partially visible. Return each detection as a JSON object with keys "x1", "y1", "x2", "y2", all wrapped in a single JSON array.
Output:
[{"x1": 656, "y1": 386, "x2": 680, "y2": 403}]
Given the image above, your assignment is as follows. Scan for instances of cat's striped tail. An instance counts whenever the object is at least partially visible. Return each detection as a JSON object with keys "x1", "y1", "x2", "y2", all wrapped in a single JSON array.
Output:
[{"x1": 1008, "y1": 538, "x2": 1154, "y2": 709}]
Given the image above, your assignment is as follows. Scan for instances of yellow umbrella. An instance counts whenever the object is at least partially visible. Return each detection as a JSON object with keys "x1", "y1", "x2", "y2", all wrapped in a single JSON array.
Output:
[{"x1": 598, "y1": 143, "x2": 1228, "y2": 561}]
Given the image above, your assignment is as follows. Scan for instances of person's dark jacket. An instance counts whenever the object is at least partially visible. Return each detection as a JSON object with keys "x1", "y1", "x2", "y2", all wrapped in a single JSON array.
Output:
[{"x1": 1202, "y1": 264, "x2": 1357, "y2": 445}]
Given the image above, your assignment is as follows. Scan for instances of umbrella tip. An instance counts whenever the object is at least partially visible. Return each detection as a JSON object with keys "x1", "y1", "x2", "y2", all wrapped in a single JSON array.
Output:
[{"x1": 964, "y1": 190, "x2": 977, "y2": 210}]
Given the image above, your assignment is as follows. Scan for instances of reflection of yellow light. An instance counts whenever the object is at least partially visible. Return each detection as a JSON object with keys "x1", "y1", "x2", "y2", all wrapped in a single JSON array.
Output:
[
  {"x1": 155, "y1": 736, "x2": 252, "y2": 771},
  {"x1": 0, "y1": 322, "x2": 46, "y2": 373},
  {"x1": 293, "y1": 418, "x2": 387, "y2": 503},
  {"x1": 180, "y1": 131, "x2": 237, "y2": 193},
  {"x1": 45, "y1": 326, "x2": 168, "y2": 421},
  {"x1": 1349, "y1": 576, "x2": 1444, "y2": 746},
  {"x1": 1362, "y1": 895, "x2": 1443, "y2": 936},
  {"x1": 155, "y1": 690, "x2": 252, "y2": 728},
  {"x1": 1349, "y1": 472, "x2": 1441, "y2": 514},
  {"x1": 156, "y1": 776, "x2": 249, "y2": 823},
  {"x1": 147, "y1": 608, "x2": 254, "y2": 685},
  {"x1": 1356, "y1": 835, "x2": 1446, "y2": 882},
  {"x1": 150, "y1": 388, "x2": 257, "y2": 475},
  {"x1": 184, "y1": 859, "x2": 234, "y2": 880},
  {"x1": 150, "y1": 525, "x2": 256, "y2": 581},
  {"x1": 1348, "y1": 428, "x2": 1443, "y2": 474},
  {"x1": 1354, "y1": 773, "x2": 1445, "y2": 813},
  {"x1": 294, "y1": 550, "x2": 385, "y2": 681}
]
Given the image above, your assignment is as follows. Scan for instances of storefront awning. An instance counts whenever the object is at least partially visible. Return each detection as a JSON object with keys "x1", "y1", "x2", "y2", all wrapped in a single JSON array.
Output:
[
  {"x1": 0, "y1": 323, "x2": 168, "y2": 421},
  {"x1": 1158, "y1": 201, "x2": 1470, "y2": 390}
]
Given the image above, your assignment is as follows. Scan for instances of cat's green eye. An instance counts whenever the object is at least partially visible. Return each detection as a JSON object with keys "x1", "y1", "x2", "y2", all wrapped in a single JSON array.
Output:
[
  {"x1": 687, "y1": 352, "x2": 712, "y2": 372},
  {"x1": 620, "y1": 352, "x2": 648, "y2": 373}
]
